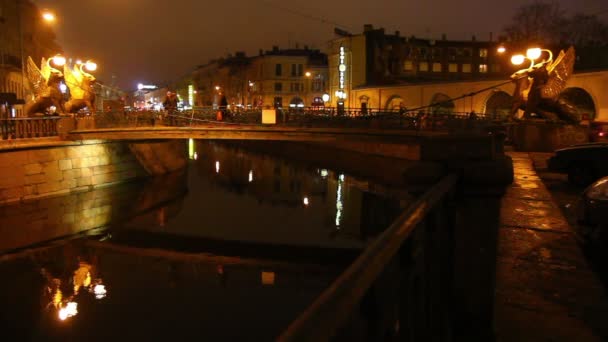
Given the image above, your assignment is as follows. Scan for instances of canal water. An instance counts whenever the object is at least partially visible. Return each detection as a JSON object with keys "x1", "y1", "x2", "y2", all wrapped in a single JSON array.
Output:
[{"x1": 0, "y1": 140, "x2": 413, "y2": 340}]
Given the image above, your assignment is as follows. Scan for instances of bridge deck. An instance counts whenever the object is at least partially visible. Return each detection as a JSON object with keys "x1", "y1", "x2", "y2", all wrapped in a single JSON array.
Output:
[{"x1": 495, "y1": 152, "x2": 608, "y2": 340}]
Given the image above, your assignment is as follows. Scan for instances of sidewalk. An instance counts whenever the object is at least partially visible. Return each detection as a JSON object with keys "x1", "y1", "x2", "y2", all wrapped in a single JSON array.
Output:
[{"x1": 494, "y1": 152, "x2": 608, "y2": 341}]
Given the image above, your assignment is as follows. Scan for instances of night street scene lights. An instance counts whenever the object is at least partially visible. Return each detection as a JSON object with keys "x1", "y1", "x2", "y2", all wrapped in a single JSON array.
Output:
[{"x1": 41, "y1": 10, "x2": 56, "y2": 23}]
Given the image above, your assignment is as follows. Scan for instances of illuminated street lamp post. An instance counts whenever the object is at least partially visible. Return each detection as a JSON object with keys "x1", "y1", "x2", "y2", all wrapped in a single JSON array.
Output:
[{"x1": 18, "y1": 3, "x2": 58, "y2": 97}]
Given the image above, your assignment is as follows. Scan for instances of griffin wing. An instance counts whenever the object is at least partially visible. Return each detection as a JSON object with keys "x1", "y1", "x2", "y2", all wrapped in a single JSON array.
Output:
[
  {"x1": 26, "y1": 57, "x2": 48, "y2": 98},
  {"x1": 541, "y1": 46, "x2": 575, "y2": 100},
  {"x1": 64, "y1": 64, "x2": 85, "y2": 100}
]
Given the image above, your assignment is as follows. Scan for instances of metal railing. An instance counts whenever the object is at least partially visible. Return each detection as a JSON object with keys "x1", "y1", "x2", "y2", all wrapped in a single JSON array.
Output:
[
  {"x1": 156, "y1": 107, "x2": 505, "y2": 133},
  {"x1": 1, "y1": 117, "x2": 61, "y2": 140},
  {"x1": 278, "y1": 174, "x2": 458, "y2": 341}
]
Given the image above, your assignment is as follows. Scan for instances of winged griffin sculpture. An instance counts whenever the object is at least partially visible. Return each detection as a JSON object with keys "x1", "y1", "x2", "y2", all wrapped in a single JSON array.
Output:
[
  {"x1": 24, "y1": 56, "x2": 66, "y2": 116},
  {"x1": 510, "y1": 46, "x2": 578, "y2": 123},
  {"x1": 64, "y1": 61, "x2": 97, "y2": 113}
]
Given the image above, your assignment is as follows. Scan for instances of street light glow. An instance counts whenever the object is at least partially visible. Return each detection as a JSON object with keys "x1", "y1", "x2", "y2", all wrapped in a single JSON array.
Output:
[
  {"x1": 42, "y1": 11, "x2": 56, "y2": 22},
  {"x1": 526, "y1": 48, "x2": 542, "y2": 60},
  {"x1": 84, "y1": 60, "x2": 97, "y2": 71},
  {"x1": 51, "y1": 55, "x2": 66, "y2": 67},
  {"x1": 497, "y1": 46, "x2": 506, "y2": 54},
  {"x1": 511, "y1": 55, "x2": 526, "y2": 66},
  {"x1": 305, "y1": 71, "x2": 311, "y2": 77}
]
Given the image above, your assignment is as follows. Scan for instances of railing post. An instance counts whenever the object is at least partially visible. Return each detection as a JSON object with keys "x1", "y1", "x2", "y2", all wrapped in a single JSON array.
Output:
[{"x1": 418, "y1": 134, "x2": 513, "y2": 340}]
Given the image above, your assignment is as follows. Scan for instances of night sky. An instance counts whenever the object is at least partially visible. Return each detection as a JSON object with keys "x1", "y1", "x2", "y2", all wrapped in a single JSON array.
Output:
[{"x1": 32, "y1": 0, "x2": 605, "y2": 91}]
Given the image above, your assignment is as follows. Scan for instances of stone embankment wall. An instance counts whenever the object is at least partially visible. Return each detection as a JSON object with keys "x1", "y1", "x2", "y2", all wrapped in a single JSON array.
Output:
[{"x1": 0, "y1": 140, "x2": 187, "y2": 205}]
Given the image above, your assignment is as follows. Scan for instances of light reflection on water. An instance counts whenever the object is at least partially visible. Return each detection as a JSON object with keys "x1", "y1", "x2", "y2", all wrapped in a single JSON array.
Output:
[{"x1": 0, "y1": 140, "x2": 412, "y2": 340}]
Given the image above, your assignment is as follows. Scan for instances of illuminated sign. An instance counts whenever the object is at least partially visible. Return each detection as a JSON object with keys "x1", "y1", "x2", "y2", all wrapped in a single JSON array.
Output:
[
  {"x1": 188, "y1": 84, "x2": 194, "y2": 107},
  {"x1": 338, "y1": 46, "x2": 346, "y2": 91},
  {"x1": 137, "y1": 83, "x2": 157, "y2": 90}
]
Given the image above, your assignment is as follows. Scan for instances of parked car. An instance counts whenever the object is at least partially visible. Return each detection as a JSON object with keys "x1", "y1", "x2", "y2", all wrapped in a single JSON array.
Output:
[
  {"x1": 577, "y1": 176, "x2": 608, "y2": 244},
  {"x1": 547, "y1": 142, "x2": 608, "y2": 185}
]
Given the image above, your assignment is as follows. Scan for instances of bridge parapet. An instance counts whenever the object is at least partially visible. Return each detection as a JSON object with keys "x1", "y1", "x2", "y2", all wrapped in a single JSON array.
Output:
[{"x1": 280, "y1": 134, "x2": 513, "y2": 341}]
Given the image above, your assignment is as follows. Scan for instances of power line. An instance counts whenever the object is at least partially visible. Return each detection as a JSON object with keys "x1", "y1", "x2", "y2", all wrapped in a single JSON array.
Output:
[{"x1": 257, "y1": 0, "x2": 354, "y2": 32}]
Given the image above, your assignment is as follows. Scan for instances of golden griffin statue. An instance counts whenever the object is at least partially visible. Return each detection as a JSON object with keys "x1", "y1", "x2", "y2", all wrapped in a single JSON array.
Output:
[
  {"x1": 24, "y1": 56, "x2": 66, "y2": 116},
  {"x1": 510, "y1": 46, "x2": 578, "y2": 123},
  {"x1": 64, "y1": 61, "x2": 97, "y2": 113}
]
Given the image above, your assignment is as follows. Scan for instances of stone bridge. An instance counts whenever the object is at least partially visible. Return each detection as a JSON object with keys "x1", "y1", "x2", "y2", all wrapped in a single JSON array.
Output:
[{"x1": 349, "y1": 70, "x2": 608, "y2": 121}]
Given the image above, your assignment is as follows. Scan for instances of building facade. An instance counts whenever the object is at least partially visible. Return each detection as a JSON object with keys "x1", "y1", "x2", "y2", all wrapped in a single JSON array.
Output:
[
  {"x1": 0, "y1": 0, "x2": 62, "y2": 116},
  {"x1": 328, "y1": 25, "x2": 512, "y2": 111},
  {"x1": 189, "y1": 47, "x2": 328, "y2": 110}
]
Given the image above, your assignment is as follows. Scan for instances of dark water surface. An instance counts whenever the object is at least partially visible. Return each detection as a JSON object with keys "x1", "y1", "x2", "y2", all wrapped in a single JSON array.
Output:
[{"x1": 0, "y1": 140, "x2": 412, "y2": 340}]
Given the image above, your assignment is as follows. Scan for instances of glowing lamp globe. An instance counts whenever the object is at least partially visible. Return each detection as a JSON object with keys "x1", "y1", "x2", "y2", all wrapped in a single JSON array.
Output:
[
  {"x1": 84, "y1": 61, "x2": 97, "y2": 72},
  {"x1": 51, "y1": 55, "x2": 66, "y2": 67},
  {"x1": 511, "y1": 55, "x2": 526, "y2": 66},
  {"x1": 526, "y1": 48, "x2": 542, "y2": 60}
]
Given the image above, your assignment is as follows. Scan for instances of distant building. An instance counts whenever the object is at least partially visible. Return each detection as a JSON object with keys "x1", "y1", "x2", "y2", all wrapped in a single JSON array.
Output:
[
  {"x1": 190, "y1": 46, "x2": 328, "y2": 110},
  {"x1": 328, "y1": 25, "x2": 512, "y2": 110},
  {"x1": 0, "y1": 0, "x2": 62, "y2": 116}
]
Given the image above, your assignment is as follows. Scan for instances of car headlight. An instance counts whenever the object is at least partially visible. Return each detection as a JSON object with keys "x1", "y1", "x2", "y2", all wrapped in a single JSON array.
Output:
[{"x1": 586, "y1": 178, "x2": 608, "y2": 200}]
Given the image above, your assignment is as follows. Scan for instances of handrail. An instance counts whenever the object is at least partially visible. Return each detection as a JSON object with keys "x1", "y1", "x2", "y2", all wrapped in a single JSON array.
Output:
[
  {"x1": 278, "y1": 173, "x2": 459, "y2": 341},
  {"x1": 1, "y1": 117, "x2": 61, "y2": 140}
]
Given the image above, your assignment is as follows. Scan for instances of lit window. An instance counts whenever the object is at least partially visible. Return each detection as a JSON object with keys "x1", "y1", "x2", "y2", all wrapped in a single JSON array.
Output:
[
  {"x1": 479, "y1": 64, "x2": 488, "y2": 73},
  {"x1": 403, "y1": 60, "x2": 413, "y2": 71},
  {"x1": 449, "y1": 63, "x2": 458, "y2": 72},
  {"x1": 433, "y1": 63, "x2": 442, "y2": 72},
  {"x1": 479, "y1": 49, "x2": 488, "y2": 58},
  {"x1": 419, "y1": 62, "x2": 429, "y2": 72},
  {"x1": 462, "y1": 64, "x2": 472, "y2": 73}
]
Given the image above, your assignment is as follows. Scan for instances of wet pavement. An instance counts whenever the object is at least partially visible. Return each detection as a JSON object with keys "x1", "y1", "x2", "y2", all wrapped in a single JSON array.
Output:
[{"x1": 494, "y1": 152, "x2": 608, "y2": 341}]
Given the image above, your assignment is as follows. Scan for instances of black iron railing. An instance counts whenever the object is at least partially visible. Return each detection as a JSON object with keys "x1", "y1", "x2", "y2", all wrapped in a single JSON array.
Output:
[
  {"x1": 278, "y1": 174, "x2": 458, "y2": 341},
  {"x1": 1, "y1": 117, "x2": 61, "y2": 140}
]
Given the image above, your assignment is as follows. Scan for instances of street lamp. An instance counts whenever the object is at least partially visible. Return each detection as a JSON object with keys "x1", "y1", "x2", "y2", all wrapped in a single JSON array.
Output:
[
  {"x1": 41, "y1": 10, "x2": 56, "y2": 23},
  {"x1": 509, "y1": 47, "x2": 554, "y2": 70},
  {"x1": 18, "y1": 4, "x2": 58, "y2": 98}
]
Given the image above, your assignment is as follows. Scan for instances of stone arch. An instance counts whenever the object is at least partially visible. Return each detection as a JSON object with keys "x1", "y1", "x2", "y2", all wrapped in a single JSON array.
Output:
[
  {"x1": 385, "y1": 95, "x2": 404, "y2": 111},
  {"x1": 429, "y1": 93, "x2": 454, "y2": 114},
  {"x1": 484, "y1": 90, "x2": 512, "y2": 120},
  {"x1": 558, "y1": 87, "x2": 596, "y2": 121}
]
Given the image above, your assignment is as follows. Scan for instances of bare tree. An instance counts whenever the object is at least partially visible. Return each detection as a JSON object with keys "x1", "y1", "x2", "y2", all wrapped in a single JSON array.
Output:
[
  {"x1": 504, "y1": 1, "x2": 566, "y2": 45},
  {"x1": 503, "y1": 1, "x2": 608, "y2": 47}
]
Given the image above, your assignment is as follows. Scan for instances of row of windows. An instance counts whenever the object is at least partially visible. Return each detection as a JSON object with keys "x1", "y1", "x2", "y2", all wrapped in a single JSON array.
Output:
[
  {"x1": 404, "y1": 47, "x2": 489, "y2": 59},
  {"x1": 273, "y1": 81, "x2": 325, "y2": 92},
  {"x1": 275, "y1": 63, "x2": 305, "y2": 77},
  {"x1": 403, "y1": 61, "x2": 497, "y2": 73}
]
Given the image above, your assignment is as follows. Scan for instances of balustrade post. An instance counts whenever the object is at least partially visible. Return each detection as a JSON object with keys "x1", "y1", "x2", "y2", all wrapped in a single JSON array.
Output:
[{"x1": 418, "y1": 134, "x2": 513, "y2": 340}]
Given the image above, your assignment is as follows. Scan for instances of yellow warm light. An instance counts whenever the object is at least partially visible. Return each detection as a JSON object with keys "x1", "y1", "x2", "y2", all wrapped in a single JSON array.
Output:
[
  {"x1": 261, "y1": 271, "x2": 275, "y2": 285},
  {"x1": 42, "y1": 11, "x2": 56, "y2": 22},
  {"x1": 58, "y1": 301, "x2": 78, "y2": 320},
  {"x1": 526, "y1": 48, "x2": 542, "y2": 60},
  {"x1": 511, "y1": 55, "x2": 526, "y2": 65},
  {"x1": 84, "y1": 61, "x2": 97, "y2": 72},
  {"x1": 305, "y1": 71, "x2": 311, "y2": 77},
  {"x1": 497, "y1": 46, "x2": 506, "y2": 54},
  {"x1": 303, "y1": 197, "x2": 309, "y2": 206},
  {"x1": 51, "y1": 55, "x2": 66, "y2": 67}
]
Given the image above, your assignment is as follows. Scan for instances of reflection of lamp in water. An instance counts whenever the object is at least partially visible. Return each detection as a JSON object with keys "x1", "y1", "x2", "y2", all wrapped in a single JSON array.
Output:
[
  {"x1": 94, "y1": 284, "x2": 107, "y2": 299},
  {"x1": 335, "y1": 174, "x2": 345, "y2": 228},
  {"x1": 58, "y1": 301, "x2": 78, "y2": 321}
]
